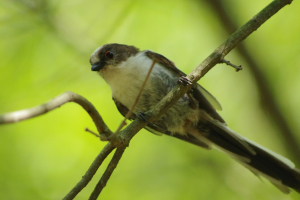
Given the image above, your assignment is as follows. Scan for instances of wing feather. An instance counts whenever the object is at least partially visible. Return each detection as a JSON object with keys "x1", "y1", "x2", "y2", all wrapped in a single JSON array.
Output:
[{"x1": 145, "y1": 50, "x2": 223, "y2": 121}]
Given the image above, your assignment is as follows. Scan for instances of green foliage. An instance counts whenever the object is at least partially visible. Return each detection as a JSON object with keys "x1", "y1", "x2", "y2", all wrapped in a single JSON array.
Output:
[{"x1": 0, "y1": 0, "x2": 299, "y2": 199}]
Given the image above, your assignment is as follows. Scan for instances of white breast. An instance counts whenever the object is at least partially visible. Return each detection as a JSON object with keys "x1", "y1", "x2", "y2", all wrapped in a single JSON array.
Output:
[
  {"x1": 99, "y1": 51, "x2": 200, "y2": 134},
  {"x1": 100, "y1": 52, "x2": 157, "y2": 110}
]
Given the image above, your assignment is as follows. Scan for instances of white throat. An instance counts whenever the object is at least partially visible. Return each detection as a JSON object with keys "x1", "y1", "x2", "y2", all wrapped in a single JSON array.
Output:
[{"x1": 100, "y1": 51, "x2": 157, "y2": 110}]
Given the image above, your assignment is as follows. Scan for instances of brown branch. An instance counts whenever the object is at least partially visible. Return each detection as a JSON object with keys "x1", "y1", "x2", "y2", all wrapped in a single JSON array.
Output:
[
  {"x1": 0, "y1": 91, "x2": 113, "y2": 138},
  {"x1": 187, "y1": 0, "x2": 293, "y2": 82},
  {"x1": 63, "y1": 142, "x2": 116, "y2": 200},
  {"x1": 89, "y1": 146, "x2": 126, "y2": 200},
  {"x1": 206, "y1": 0, "x2": 300, "y2": 162}
]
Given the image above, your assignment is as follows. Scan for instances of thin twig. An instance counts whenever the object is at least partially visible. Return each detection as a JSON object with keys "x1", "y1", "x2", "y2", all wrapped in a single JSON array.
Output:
[
  {"x1": 89, "y1": 146, "x2": 126, "y2": 200},
  {"x1": 0, "y1": 91, "x2": 113, "y2": 138},
  {"x1": 85, "y1": 128, "x2": 100, "y2": 138},
  {"x1": 221, "y1": 58, "x2": 242, "y2": 71},
  {"x1": 63, "y1": 142, "x2": 115, "y2": 200},
  {"x1": 114, "y1": 59, "x2": 156, "y2": 134}
]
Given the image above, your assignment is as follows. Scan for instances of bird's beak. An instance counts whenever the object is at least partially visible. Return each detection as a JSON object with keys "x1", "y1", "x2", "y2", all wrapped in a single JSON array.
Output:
[{"x1": 91, "y1": 62, "x2": 105, "y2": 71}]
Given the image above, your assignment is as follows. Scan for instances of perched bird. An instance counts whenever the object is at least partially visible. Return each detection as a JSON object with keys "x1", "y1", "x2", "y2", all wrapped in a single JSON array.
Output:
[{"x1": 90, "y1": 43, "x2": 300, "y2": 194}]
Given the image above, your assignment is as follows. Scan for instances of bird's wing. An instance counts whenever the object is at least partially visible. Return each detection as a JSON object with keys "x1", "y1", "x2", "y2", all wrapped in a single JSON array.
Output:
[
  {"x1": 113, "y1": 97, "x2": 211, "y2": 149},
  {"x1": 197, "y1": 85, "x2": 222, "y2": 111},
  {"x1": 113, "y1": 98, "x2": 136, "y2": 120},
  {"x1": 145, "y1": 50, "x2": 224, "y2": 122}
]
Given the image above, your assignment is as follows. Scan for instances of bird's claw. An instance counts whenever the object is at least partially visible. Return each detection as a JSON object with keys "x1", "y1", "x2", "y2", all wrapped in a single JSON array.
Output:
[
  {"x1": 178, "y1": 76, "x2": 192, "y2": 85},
  {"x1": 136, "y1": 111, "x2": 152, "y2": 124}
]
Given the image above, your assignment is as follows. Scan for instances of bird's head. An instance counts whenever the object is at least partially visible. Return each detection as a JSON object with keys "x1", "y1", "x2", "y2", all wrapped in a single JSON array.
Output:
[{"x1": 90, "y1": 43, "x2": 139, "y2": 72}]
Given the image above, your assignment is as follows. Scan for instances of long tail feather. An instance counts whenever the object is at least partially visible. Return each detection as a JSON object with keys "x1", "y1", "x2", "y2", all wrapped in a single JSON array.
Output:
[{"x1": 188, "y1": 120, "x2": 300, "y2": 194}]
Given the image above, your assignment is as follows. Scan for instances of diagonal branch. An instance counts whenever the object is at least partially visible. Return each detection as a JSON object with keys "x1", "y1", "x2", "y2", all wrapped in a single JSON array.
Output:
[
  {"x1": 206, "y1": 0, "x2": 300, "y2": 162},
  {"x1": 144, "y1": 0, "x2": 294, "y2": 125},
  {"x1": 89, "y1": 146, "x2": 126, "y2": 200},
  {"x1": 63, "y1": 142, "x2": 116, "y2": 200}
]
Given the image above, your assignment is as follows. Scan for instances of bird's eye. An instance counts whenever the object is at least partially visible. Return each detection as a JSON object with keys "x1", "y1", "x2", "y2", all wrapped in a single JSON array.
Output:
[{"x1": 105, "y1": 51, "x2": 114, "y2": 59}]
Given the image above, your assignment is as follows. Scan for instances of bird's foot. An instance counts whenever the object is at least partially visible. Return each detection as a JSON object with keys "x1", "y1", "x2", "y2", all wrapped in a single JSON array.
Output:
[
  {"x1": 178, "y1": 76, "x2": 192, "y2": 85},
  {"x1": 136, "y1": 111, "x2": 152, "y2": 124}
]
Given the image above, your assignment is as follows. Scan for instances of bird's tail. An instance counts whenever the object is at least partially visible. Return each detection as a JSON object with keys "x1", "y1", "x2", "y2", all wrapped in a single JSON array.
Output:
[{"x1": 186, "y1": 119, "x2": 300, "y2": 194}]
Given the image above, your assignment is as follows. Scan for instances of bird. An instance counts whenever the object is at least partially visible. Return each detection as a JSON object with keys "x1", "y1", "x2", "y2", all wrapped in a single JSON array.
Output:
[{"x1": 89, "y1": 43, "x2": 300, "y2": 194}]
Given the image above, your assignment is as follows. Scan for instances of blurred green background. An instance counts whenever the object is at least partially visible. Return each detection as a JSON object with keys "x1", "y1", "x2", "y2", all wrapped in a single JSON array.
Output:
[{"x1": 1, "y1": 0, "x2": 300, "y2": 199}]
